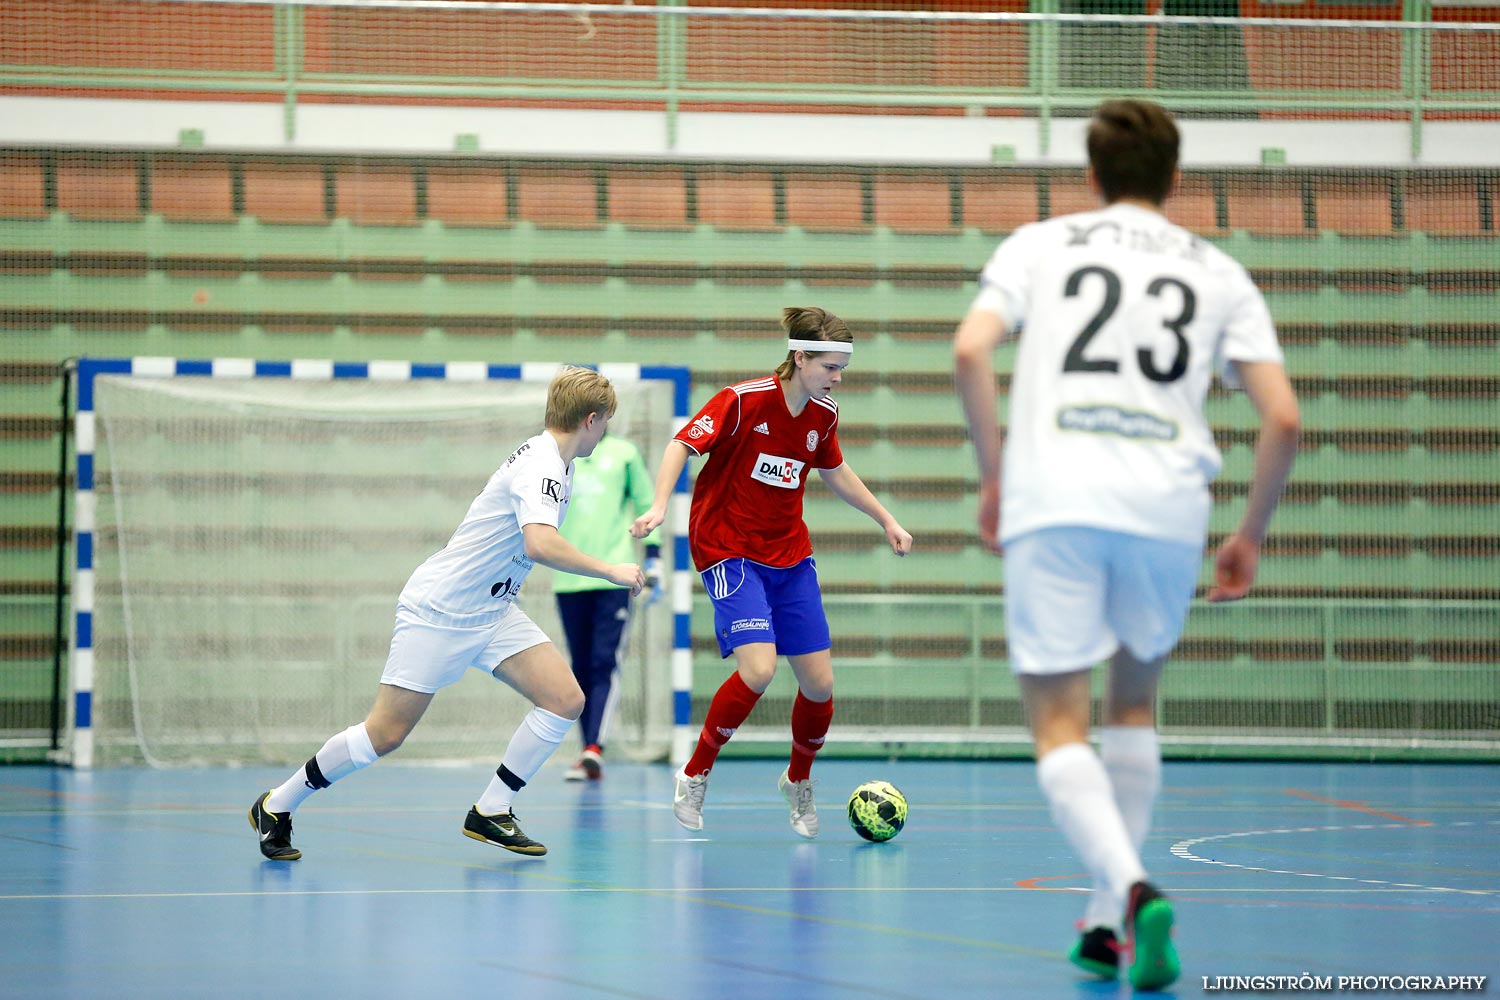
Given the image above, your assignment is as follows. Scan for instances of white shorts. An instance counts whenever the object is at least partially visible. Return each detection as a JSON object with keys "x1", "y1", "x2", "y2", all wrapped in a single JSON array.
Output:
[
  {"x1": 379, "y1": 603, "x2": 551, "y2": 694},
  {"x1": 1003, "y1": 526, "x2": 1200, "y2": 676}
]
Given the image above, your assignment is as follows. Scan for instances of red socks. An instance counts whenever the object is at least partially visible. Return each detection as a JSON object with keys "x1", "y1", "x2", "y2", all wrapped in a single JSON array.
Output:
[
  {"x1": 788, "y1": 692, "x2": 834, "y2": 782},
  {"x1": 685, "y1": 671, "x2": 762, "y2": 776},
  {"x1": 685, "y1": 675, "x2": 835, "y2": 781}
]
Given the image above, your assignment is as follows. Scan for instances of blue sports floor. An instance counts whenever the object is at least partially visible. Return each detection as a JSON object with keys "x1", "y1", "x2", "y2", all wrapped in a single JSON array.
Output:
[{"x1": 1, "y1": 759, "x2": 1496, "y2": 999}]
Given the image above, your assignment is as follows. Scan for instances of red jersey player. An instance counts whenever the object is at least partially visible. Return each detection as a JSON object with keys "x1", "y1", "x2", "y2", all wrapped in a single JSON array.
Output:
[{"x1": 632, "y1": 307, "x2": 913, "y2": 838}]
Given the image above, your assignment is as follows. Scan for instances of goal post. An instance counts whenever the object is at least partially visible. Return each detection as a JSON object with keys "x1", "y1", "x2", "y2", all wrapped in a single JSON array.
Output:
[{"x1": 69, "y1": 356, "x2": 693, "y2": 769}]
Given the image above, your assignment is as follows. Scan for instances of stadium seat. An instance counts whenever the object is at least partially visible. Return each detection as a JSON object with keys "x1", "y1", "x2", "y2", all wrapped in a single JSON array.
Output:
[
  {"x1": 515, "y1": 165, "x2": 601, "y2": 228},
  {"x1": 960, "y1": 173, "x2": 1040, "y2": 233},
  {"x1": 1312, "y1": 174, "x2": 1397, "y2": 236},
  {"x1": 873, "y1": 172, "x2": 957, "y2": 234},
  {"x1": 607, "y1": 167, "x2": 691, "y2": 229},
  {"x1": 150, "y1": 157, "x2": 236, "y2": 224},
  {"x1": 1403, "y1": 175, "x2": 1493, "y2": 237},
  {"x1": 424, "y1": 164, "x2": 510, "y2": 227},
  {"x1": 1045, "y1": 172, "x2": 1097, "y2": 218},
  {"x1": 694, "y1": 169, "x2": 778, "y2": 231},
  {"x1": 242, "y1": 161, "x2": 328, "y2": 223},
  {"x1": 335, "y1": 163, "x2": 420, "y2": 226},
  {"x1": 56, "y1": 154, "x2": 142, "y2": 221},
  {"x1": 0, "y1": 153, "x2": 48, "y2": 219},
  {"x1": 1169, "y1": 173, "x2": 1225, "y2": 234},
  {"x1": 784, "y1": 171, "x2": 868, "y2": 231},
  {"x1": 1226, "y1": 175, "x2": 1310, "y2": 235}
]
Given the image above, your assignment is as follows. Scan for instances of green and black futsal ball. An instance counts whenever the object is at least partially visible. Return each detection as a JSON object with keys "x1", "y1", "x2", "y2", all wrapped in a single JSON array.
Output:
[{"x1": 846, "y1": 780, "x2": 907, "y2": 842}]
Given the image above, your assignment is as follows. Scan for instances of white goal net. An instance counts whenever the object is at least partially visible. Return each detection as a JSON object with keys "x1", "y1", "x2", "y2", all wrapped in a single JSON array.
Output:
[{"x1": 79, "y1": 361, "x2": 682, "y2": 768}]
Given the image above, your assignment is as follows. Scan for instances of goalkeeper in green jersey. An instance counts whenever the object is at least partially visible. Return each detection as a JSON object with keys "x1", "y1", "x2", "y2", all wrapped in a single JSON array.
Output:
[{"x1": 555, "y1": 433, "x2": 663, "y2": 780}]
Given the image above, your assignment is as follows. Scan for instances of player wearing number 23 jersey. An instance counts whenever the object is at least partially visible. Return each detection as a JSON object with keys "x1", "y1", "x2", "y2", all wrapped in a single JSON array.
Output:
[
  {"x1": 674, "y1": 375, "x2": 844, "y2": 572},
  {"x1": 955, "y1": 101, "x2": 1301, "y2": 992},
  {"x1": 973, "y1": 200, "x2": 1283, "y2": 548}
]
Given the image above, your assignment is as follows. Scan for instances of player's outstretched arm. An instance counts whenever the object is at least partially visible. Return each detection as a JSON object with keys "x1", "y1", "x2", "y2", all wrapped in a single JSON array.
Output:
[
  {"x1": 953, "y1": 306, "x2": 1009, "y2": 554},
  {"x1": 631, "y1": 440, "x2": 691, "y2": 540},
  {"x1": 523, "y1": 523, "x2": 645, "y2": 596},
  {"x1": 1208, "y1": 360, "x2": 1300, "y2": 603},
  {"x1": 818, "y1": 463, "x2": 912, "y2": 557}
]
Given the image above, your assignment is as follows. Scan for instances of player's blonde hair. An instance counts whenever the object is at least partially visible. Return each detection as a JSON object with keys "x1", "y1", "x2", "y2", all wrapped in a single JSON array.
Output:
[
  {"x1": 776, "y1": 306, "x2": 853, "y2": 380},
  {"x1": 545, "y1": 366, "x2": 617, "y2": 431}
]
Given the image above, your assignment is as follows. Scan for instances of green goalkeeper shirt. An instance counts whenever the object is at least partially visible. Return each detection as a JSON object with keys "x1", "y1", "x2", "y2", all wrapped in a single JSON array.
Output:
[{"x1": 554, "y1": 434, "x2": 660, "y2": 593}]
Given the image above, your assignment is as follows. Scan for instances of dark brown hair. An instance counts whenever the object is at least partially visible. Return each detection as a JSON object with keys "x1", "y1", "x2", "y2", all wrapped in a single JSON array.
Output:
[
  {"x1": 1086, "y1": 99, "x2": 1180, "y2": 206},
  {"x1": 776, "y1": 306, "x2": 853, "y2": 380}
]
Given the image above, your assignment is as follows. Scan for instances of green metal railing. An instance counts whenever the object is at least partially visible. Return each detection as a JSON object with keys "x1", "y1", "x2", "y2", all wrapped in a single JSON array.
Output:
[
  {"x1": 1, "y1": 1, "x2": 1497, "y2": 154},
  {"x1": 720, "y1": 592, "x2": 1500, "y2": 760}
]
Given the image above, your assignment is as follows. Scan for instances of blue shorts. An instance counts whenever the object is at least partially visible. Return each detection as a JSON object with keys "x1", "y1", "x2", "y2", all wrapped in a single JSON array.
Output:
[{"x1": 700, "y1": 557, "x2": 831, "y2": 659}]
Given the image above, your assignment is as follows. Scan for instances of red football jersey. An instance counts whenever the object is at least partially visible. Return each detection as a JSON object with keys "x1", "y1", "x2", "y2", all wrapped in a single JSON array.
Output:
[{"x1": 675, "y1": 375, "x2": 844, "y2": 570}]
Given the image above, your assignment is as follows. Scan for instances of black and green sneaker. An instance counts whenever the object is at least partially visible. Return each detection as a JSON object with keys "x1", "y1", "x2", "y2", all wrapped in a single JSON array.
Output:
[
  {"x1": 248, "y1": 791, "x2": 301, "y2": 861},
  {"x1": 1069, "y1": 926, "x2": 1120, "y2": 979},
  {"x1": 1125, "y1": 881, "x2": 1180, "y2": 991},
  {"x1": 462, "y1": 807, "x2": 547, "y2": 857}
]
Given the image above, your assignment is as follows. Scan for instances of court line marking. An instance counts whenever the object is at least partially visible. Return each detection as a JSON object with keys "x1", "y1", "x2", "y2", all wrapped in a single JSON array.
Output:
[
  {"x1": 1284, "y1": 787, "x2": 1433, "y2": 825},
  {"x1": 1170, "y1": 819, "x2": 1500, "y2": 896}
]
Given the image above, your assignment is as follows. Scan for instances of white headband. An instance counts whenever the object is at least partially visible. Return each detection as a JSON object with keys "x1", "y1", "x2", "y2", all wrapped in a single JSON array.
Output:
[{"x1": 787, "y1": 338, "x2": 852, "y2": 355}]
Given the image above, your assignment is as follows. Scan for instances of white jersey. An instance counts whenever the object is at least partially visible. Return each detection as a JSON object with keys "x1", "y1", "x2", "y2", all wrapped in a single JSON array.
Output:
[
  {"x1": 972, "y1": 202, "x2": 1283, "y2": 546},
  {"x1": 399, "y1": 431, "x2": 571, "y2": 626}
]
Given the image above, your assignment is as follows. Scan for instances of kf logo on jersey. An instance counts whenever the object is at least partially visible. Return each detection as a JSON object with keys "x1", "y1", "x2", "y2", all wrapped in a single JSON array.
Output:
[
  {"x1": 541, "y1": 478, "x2": 566, "y2": 503},
  {"x1": 753, "y1": 421, "x2": 770, "y2": 435},
  {"x1": 752, "y1": 453, "x2": 804, "y2": 489}
]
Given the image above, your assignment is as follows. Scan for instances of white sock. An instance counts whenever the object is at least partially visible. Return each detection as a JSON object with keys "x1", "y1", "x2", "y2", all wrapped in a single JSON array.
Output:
[
  {"x1": 475, "y1": 708, "x2": 574, "y2": 815},
  {"x1": 264, "y1": 723, "x2": 379, "y2": 814},
  {"x1": 1083, "y1": 726, "x2": 1162, "y2": 931},
  {"x1": 1037, "y1": 742, "x2": 1148, "y2": 919}
]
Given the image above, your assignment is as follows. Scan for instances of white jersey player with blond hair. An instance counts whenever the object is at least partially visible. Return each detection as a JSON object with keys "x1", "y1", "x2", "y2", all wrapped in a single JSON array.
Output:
[
  {"x1": 954, "y1": 100, "x2": 1301, "y2": 991},
  {"x1": 249, "y1": 366, "x2": 644, "y2": 862}
]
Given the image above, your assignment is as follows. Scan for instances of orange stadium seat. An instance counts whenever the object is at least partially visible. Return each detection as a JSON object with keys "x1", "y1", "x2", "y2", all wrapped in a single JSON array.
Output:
[
  {"x1": 873, "y1": 172, "x2": 957, "y2": 234},
  {"x1": 0, "y1": 153, "x2": 48, "y2": 219},
  {"x1": 242, "y1": 162, "x2": 328, "y2": 224},
  {"x1": 1226, "y1": 176, "x2": 1310, "y2": 235},
  {"x1": 1403, "y1": 175, "x2": 1492, "y2": 237},
  {"x1": 515, "y1": 166, "x2": 601, "y2": 228},
  {"x1": 150, "y1": 157, "x2": 236, "y2": 223},
  {"x1": 56, "y1": 154, "x2": 141, "y2": 221},
  {"x1": 607, "y1": 167, "x2": 691, "y2": 229},
  {"x1": 960, "y1": 173, "x2": 1040, "y2": 233},
  {"x1": 335, "y1": 163, "x2": 419, "y2": 226},
  {"x1": 424, "y1": 164, "x2": 510, "y2": 227},
  {"x1": 783, "y1": 172, "x2": 867, "y2": 231},
  {"x1": 1045, "y1": 172, "x2": 1097, "y2": 219},
  {"x1": 1312, "y1": 175, "x2": 1396, "y2": 235},
  {"x1": 695, "y1": 169, "x2": 778, "y2": 231},
  {"x1": 1168, "y1": 174, "x2": 1225, "y2": 235}
]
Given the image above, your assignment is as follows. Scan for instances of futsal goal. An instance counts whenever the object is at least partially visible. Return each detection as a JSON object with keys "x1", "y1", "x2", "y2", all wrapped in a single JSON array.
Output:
[{"x1": 70, "y1": 357, "x2": 692, "y2": 768}]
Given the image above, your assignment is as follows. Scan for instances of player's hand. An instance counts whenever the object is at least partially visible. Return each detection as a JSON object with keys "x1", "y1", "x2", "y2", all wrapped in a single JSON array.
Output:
[
  {"x1": 976, "y1": 478, "x2": 1002, "y2": 554},
  {"x1": 1207, "y1": 533, "x2": 1261, "y2": 603},
  {"x1": 630, "y1": 507, "x2": 664, "y2": 539},
  {"x1": 642, "y1": 557, "x2": 665, "y2": 605},
  {"x1": 886, "y1": 522, "x2": 913, "y2": 557},
  {"x1": 610, "y1": 563, "x2": 645, "y2": 597}
]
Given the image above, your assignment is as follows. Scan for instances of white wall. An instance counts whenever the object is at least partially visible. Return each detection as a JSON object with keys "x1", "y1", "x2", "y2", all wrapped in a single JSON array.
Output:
[{"x1": 2, "y1": 95, "x2": 1497, "y2": 166}]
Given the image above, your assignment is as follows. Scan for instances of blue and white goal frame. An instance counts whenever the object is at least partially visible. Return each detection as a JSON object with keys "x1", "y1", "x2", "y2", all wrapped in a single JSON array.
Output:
[{"x1": 70, "y1": 357, "x2": 695, "y2": 768}]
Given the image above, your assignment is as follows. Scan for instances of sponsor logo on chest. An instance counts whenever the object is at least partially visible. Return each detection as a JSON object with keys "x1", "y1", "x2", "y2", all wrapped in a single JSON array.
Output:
[{"x1": 752, "y1": 453, "x2": 805, "y2": 489}]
